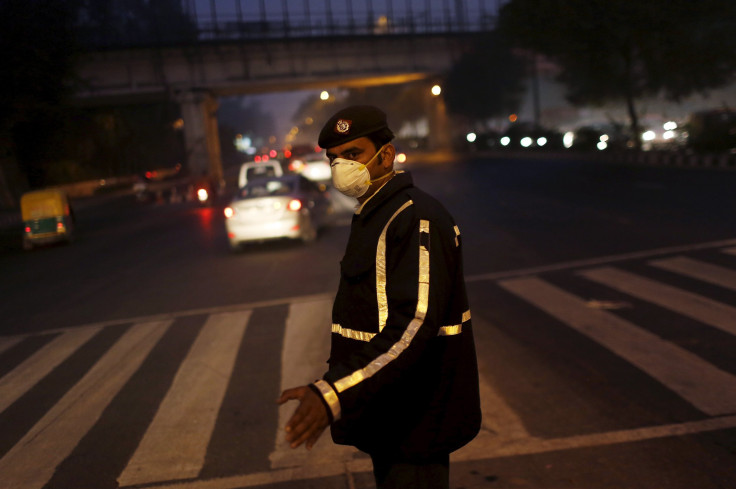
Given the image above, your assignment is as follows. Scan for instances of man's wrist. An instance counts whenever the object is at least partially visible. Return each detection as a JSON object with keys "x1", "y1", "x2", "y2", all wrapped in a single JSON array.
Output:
[{"x1": 310, "y1": 380, "x2": 341, "y2": 422}]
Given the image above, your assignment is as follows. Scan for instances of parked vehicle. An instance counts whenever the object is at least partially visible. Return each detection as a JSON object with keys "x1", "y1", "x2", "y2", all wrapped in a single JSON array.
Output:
[
  {"x1": 20, "y1": 189, "x2": 75, "y2": 250},
  {"x1": 224, "y1": 174, "x2": 332, "y2": 250}
]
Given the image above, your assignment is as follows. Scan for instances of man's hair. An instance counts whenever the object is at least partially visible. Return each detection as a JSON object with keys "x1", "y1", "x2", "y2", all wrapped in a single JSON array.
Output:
[{"x1": 366, "y1": 127, "x2": 395, "y2": 151}]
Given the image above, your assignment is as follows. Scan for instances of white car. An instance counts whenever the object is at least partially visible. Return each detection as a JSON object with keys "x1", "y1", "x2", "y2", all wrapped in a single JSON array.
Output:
[
  {"x1": 224, "y1": 174, "x2": 333, "y2": 250},
  {"x1": 238, "y1": 160, "x2": 283, "y2": 188}
]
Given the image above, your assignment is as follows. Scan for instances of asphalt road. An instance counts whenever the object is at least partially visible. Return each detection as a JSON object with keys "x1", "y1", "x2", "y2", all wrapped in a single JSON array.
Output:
[{"x1": 1, "y1": 153, "x2": 735, "y2": 489}]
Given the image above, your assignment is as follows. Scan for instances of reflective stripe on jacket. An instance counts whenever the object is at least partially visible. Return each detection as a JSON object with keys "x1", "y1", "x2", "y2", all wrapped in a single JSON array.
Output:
[{"x1": 314, "y1": 171, "x2": 481, "y2": 459}]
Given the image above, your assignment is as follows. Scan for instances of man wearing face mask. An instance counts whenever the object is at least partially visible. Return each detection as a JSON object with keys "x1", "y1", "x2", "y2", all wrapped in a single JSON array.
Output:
[{"x1": 278, "y1": 105, "x2": 481, "y2": 489}]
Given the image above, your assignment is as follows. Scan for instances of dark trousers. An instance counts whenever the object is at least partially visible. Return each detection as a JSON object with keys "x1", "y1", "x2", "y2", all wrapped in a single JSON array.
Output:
[{"x1": 370, "y1": 453, "x2": 450, "y2": 489}]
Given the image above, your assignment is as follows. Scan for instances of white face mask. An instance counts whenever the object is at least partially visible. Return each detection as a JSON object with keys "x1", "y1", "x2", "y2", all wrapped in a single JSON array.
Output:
[{"x1": 330, "y1": 144, "x2": 390, "y2": 198}]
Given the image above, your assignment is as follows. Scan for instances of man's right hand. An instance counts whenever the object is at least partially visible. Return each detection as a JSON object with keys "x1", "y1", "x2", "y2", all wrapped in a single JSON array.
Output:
[{"x1": 277, "y1": 385, "x2": 330, "y2": 450}]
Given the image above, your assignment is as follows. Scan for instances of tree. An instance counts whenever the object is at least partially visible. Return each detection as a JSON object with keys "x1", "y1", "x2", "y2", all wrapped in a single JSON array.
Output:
[
  {"x1": 0, "y1": 0, "x2": 78, "y2": 194},
  {"x1": 0, "y1": 0, "x2": 77, "y2": 130},
  {"x1": 443, "y1": 32, "x2": 527, "y2": 123},
  {"x1": 497, "y1": 0, "x2": 736, "y2": 148},
  {"x1": 74, "y1": 0, "x2": 197, "y2": 48}
]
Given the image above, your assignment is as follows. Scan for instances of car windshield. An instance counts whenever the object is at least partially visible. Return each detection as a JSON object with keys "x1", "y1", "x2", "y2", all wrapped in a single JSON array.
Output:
[
  {"x1": 238, "y1": 179, "x2": 294, "y2": 199},
  {"x1": 246, "y1": 166, "x2": 278, "y2": 180}
]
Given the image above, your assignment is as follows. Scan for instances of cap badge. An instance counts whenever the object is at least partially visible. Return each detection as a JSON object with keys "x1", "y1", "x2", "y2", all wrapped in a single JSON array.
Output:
[{"x1": 335, "y1": 119, "x2": 351, "y2": 134}]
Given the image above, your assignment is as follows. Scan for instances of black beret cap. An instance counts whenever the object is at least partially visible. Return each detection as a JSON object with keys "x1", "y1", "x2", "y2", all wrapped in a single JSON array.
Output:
[{"x1": 318, "y1": 105, "x2": 394, "y2": 149}]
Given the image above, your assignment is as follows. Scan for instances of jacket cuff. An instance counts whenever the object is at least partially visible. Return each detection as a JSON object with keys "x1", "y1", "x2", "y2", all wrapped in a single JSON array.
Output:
[{"x1": 311, "y1": 380, "x2": 341, "y2": 422}]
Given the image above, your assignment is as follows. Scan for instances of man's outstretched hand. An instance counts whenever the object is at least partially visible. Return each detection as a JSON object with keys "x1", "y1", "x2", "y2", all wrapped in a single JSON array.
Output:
[{"x1": 277, "y1": 385, "x2": 330, "y2": 450}]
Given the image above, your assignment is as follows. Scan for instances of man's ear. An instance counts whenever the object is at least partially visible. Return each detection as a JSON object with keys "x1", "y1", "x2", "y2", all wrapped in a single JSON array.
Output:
[{"x1": 381, "y1": 144, "x2": 396, "y2": 167}]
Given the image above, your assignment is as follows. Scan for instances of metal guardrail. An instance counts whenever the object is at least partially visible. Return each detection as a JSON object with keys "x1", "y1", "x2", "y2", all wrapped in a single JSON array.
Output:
[{"x1": 76, "y1": 0, "x2": 504, "y2": 49}]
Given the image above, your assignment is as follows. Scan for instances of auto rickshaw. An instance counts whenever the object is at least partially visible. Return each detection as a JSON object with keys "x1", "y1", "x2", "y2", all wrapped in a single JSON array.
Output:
[{"x1": 20, "y1": 189, "x2": 75, "y2": 250}]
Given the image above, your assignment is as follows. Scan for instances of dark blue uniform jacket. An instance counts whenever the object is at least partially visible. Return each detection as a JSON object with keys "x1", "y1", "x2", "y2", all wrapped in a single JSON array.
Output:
[{"x1": 312, "y1": 171, "x2": 481, "y2": 460}]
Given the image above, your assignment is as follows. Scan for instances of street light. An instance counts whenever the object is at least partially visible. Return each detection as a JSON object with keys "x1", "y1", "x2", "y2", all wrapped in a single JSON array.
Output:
[
  {"x1": 320, "y1": 91, "x2": 329, "y2": 101},
  {"x1": 431, "y1": 85, "x2": 442, "y2": 96}
]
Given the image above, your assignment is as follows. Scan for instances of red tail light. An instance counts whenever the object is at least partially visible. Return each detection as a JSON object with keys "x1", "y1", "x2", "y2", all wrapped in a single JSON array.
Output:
[{"x1": 288, "y1": 199, "x2": 302, "y2": 211}]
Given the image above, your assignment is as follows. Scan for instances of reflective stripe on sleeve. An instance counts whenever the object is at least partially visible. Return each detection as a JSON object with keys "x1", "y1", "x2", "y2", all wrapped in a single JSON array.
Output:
[
  {"x1": 313, "y1": 380, "x2": 341, "y2": 421},
  {"x1": 332, "y1": 323, "x2": 376, "y2": 342},
  {"x1": 438, "y1": 310, "x2": 471, "y2": 336}
]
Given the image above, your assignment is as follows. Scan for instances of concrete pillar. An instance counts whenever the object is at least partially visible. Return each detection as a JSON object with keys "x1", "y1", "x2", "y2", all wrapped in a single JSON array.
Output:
[
  {"x1": 425, "y1": 82, "x2": 451, "y2": 152},
  {"x1": 177, "y1": 89, "x2": 223, "y2": 184}
]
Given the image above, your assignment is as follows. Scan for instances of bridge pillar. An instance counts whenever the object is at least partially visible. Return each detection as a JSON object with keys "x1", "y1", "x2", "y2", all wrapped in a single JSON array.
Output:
[
  {"x1": 426, "y1": 84, "x2": 452, "y2": 152},
  {"x1": 177, "y1": 89, "x2": 223, "y2": 184}
]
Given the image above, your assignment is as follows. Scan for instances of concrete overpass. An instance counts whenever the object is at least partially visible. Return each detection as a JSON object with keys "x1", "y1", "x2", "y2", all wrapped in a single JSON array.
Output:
[{"x1": 74, "y1": 28, "x2": 489, "y2": 182}]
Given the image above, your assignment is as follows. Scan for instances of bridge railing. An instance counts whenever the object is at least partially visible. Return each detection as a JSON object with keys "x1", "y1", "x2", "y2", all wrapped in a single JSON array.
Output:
[
  {"x1": 193, "y1": 15, "x2": 499, "y2": 41},
  {"x1": 76, "y1": 0, "x2": 504, "y2": 49}
]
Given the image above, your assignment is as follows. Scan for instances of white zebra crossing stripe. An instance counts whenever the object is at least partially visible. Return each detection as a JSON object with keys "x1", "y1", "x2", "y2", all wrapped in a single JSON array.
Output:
[
  {"x1": 0, "y1": 327, "x2": 99, "y2": 415},
  {"x1": 580, "y1": 267, "x2": 736, "y2": 338},
  {"x1": 0, "y1": 336, "x2": 22, "y2": 356},
  {"x1": 271, "y1": 299, "x2": 357, "y2": 470},
  {"x1": 0, "y1": 320, "x2": 171, "y2": 489},
  {"x1": 118, "y1": 311, "x2": 250, "y2": 487},
  {"x1": 650, "y1": 256, "x2": 736, "y2": 292},
  {"x1": 499, "y1": 277, "x2": 736, "y2": 416}
]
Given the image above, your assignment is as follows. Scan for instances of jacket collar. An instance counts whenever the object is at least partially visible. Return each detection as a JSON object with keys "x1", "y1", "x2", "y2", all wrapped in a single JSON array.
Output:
[{"x1": 355, "y1": 171, "x2": 413, "y2": 219}]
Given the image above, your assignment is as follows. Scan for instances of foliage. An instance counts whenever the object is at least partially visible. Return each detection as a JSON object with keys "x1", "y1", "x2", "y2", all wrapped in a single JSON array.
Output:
[
  {"x1": 1, "y1": 0, "x2": 198, "y2": 189},
  {"x1": 74, "y1": 0, "x2": 197, "y2": 48},
  {"x1": 497, "y1": 0, "x2": 736, "y2": 146},
  {"x1": 443, "y1": 32, "x2": 527, "y2": 122},
  {"x1": 0, "y1": 0, "x2": 78, "y2": 132}
]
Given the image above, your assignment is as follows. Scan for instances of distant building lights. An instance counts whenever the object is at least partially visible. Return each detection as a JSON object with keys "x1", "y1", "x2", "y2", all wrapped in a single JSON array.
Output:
[
  {"x1": 663, "y1": 121, "x2": 678, "y2": 131},
  {"x1": 466, "y1": 132, "x2": 477, "y2": 143},
  {"x1": 500, "y1": 136, "x2": 511, "y2": 146},
  {"x1": 642, "y1": 130, "x2": 656, "y2": 141},
  {"x1": 320, "y1": 91, "x2": 329, "y2": 100},
  {"x1": 431, "y1": 85, "x2": 442, "y2": 96},
  {"x1": 597, "y1": 141, "x2": 608, "y2": 150},
  {"x1": 537, "y1": 137, "x2": 547, "y2": 146},
  {"x1": 520, "y1": 137, "x2": 533, "y2": 147}
]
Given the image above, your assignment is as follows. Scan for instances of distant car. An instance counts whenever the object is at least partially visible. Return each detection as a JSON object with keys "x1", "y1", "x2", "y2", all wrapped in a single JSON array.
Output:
[
  {"x1": 238, "y1": 160, "x2": 283, "y2": 188},
  {"x1": 288, "y1": 157, "x2": 332, "y2": 184},
  {"x1": 500, "y1": 123, "x2": 564, "y2": 150},
  {"x1": 224, "y1": 174, "x2": 333, "y2": 250},
  {"x1": 686, "y1": 109, "x2": 736, "y2": 153},
  {"x1": 568, "y1": 124, "x2": 631, "y2": 151}
]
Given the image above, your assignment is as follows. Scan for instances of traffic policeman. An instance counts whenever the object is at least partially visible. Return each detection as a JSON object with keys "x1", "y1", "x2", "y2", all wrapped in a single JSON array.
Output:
[{"x1": 278, "y1": 105, "x2": 481, "y2": 489}]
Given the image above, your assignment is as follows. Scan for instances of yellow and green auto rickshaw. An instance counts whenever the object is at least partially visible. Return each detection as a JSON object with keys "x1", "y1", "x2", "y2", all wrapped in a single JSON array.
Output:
[{"x1": 20, "y1": 188, "x2": 75, "y2": 250}]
